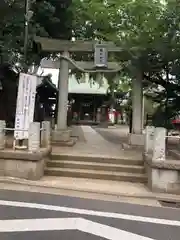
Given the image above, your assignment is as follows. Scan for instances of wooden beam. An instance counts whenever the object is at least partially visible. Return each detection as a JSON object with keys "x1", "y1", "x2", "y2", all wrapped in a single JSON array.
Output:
[
  {"x1": 40, "y1": 59, "x2": 120, "y2": 70},
  {"x1": 34, "y1": 36, "x2": 123, "y2": 52}
]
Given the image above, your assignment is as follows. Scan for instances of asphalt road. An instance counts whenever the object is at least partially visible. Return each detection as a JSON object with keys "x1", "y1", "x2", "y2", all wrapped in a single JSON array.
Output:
[{"x1": 0, "y1": 189, "x2": 179, "y2": 239}]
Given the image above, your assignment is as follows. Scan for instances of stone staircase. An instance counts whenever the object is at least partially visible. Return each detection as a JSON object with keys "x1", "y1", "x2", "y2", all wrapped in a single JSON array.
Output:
[{"x1": 45, "y1": 153, "x2": 147, "y2": 183}]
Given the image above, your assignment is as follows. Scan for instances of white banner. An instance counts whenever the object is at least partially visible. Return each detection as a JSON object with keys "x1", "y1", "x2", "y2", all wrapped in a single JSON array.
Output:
[{"x1": 14, "y1": 73, "x2": 37, "y2": 140}]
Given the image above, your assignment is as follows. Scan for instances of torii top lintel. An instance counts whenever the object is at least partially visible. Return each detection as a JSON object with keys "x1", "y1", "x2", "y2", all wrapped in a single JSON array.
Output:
[{"x1": 34, "y1": 36, "x2": 123, "y2": 53}]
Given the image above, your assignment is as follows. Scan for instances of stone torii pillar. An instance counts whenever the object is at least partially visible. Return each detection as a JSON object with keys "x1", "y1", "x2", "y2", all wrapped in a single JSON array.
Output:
[
  {"x1": 53, "y1": 51, "x2": 71, "y2": 143},
  {"x1": 129, "y1": 70, "x2": 144, "y2": 146},
  {"x1": 57, "y1": 51, "x2": 69, "y2": 129}
]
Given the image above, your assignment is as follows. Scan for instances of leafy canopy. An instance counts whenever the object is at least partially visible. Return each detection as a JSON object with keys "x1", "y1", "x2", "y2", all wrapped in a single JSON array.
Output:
[
  {"x1": 72, "y1": 0, "x2": 180, "y2": 120},
  {"x1": 0, "y1": 0, "x2": 72, "y2": 66}
]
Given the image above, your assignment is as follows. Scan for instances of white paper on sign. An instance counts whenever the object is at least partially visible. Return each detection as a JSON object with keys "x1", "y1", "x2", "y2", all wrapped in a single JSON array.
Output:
[{"x1": 14, "y1": 73, "x2": 37, "y2": 140}]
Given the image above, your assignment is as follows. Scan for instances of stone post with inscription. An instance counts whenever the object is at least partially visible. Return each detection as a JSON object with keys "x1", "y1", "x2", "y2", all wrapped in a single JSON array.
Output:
[
  {"x1": 144, "y1": 127, "x2": 179, "y2": 193},
  {"x1": 152, "y1": 127, "x2": 166, "y2": 161},
  {"x1": 41, "y1": 121, "x2": 51, "y2": 148},
  {"x1": 28, "y1": 122, "x2": 40, "y2": 152},
  {"x1": 144, "y1": 126, "x2": 155, "y2": 155}
]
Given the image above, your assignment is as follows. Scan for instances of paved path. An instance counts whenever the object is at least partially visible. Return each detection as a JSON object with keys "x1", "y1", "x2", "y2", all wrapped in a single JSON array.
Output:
[
  {"x1": 93, "y1": 126, "x2": 129, "y2": 145},
  {"x1": 54, "y1": 125, "x2": 126, "y2": 156},
  {"x1": 0, "y1": 189, "x2": 180, "y2": 239},
  {"x1": 53, "y1": 126, "x2": 143, "y2": 160}
]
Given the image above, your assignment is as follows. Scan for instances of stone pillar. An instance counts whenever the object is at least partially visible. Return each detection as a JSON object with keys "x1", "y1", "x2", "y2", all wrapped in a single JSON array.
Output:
[
  {"x1": 142, "y1": 94, "x2": 145, "y2": 129},
  {"x1": 51, "y1": 118, "x2": 55, "y2": 130},
  {"x1": 41, "y1": 121, "x2": 51, "y2": 147},
  {"x1": 144, "y1": 126, "x2": 155, "y2": 155},
  {"x1": 57, "y1": 51, "x2": 69, "y2": 130},
  {"x1": 129, "y1": 71, "x2": 144, "y2": 145},
  {"x1": 28, "y1": 122, "x2": 40, "y2": 152},
  {"x1": 152, "y1": 127, "x2": 166, "y2": 161},
  {"x1": 145, "y1": 127, "x2": 176, "y2": 193},
  {"x1": 52, "y1": 51, "x2": 71, "y2": 143},
  {"x1": 132, "y1": 72, "x2": 143, "y2": 133},
  {"x1": 0, "y1": 120, "x2": 5, "y2": 150}
]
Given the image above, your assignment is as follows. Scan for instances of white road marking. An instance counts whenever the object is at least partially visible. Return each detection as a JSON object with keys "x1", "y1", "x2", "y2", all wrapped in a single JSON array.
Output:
[
  {"x1": 0, "y1": 200, "x2": 179, "y2": 227},
  {"x1": 0, "y1": 218, "x2": 76, "y2": 232},
  {"x1": 0, "y1": 217, "x2": 155, "y2": 240}
]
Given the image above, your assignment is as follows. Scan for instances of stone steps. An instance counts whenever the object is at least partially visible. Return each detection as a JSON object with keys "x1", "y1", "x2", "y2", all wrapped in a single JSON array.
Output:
[
  {"x1": 51, "y1": 153, "x2": 143, "y2": 166},
  {"x1": 45, "y1": 167, "x2": 146, "y2": 183},
  {"x1": 45, "y1": 153, "x2": 146, "y2": 183},
  {"x1": 47, "y1": 160, "x2": 145, "y2": 173}
]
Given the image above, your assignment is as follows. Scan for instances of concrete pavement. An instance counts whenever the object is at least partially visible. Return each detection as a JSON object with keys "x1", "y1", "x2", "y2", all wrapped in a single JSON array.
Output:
[
  {"x1": 53, "y1": 125, "x2": 142, "y2": 157},
  {"x1": 2, "y1": 176, "x2": 180, "y2": 207},
  {"x1": 0, "y1": 125, "x2": 180, "y2": 206},
  {"x1": 1, "y1": 124, "x2": 180, "y2": 220},
  {"x1": 93, "y1": 125, "x2": 129, "y2": 145},
  {"x1": 0, "y1": 189, "x2": 180, "y2": 239},
  {"x1": 60, "y1": 125, "x2": 126, "y2": 156},
  {"x1": 0, "y1": 177, "x2": 160, "y2": 206}
]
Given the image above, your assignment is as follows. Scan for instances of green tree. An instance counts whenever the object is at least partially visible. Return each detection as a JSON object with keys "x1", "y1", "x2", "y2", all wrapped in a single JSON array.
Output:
[
  {"x1": 0, "y1": 0, "x2": 73, "y2": 124},
  {"x1": 0, "y1": 0, "x2": 72, "y2": 66},
  {"x1": 71, "y1": 0, "x2": 180, "y2": 126}
]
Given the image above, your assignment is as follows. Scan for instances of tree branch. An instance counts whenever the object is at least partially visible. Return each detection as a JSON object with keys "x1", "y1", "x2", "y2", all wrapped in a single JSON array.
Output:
[{"x1": 143, "y1": 73, "x2": 180, "y2": 92}]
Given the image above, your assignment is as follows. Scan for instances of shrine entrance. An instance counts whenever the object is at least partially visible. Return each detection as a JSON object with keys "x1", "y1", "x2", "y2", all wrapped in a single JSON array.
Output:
[
  {"x1": 80, "y1": 101, "x2": 93, "y2": 121},
  {"x1": 69, "y1": 93, "x2": 108, "y2": 123},
  {"x1": 34, "y1": 36, "x2": 144, "y2": 146}
]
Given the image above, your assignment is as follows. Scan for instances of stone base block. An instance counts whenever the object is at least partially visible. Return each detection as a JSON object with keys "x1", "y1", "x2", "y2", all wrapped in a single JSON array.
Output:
[
  {"x1": 52, "y1": 138, "x2": 76, "y2": 147},
  {"x1": 52, "y1": 129, "x2": 71, "y2": 142},
  {"x1": 0, "y1": 148, "x2": 51, "y2": 180},
  {"x1": 128, "y1": 133, "x2": 144, "y2": 146},
  {"x1": 145, "y1": 156, "x2": 180, "y2": 194}
]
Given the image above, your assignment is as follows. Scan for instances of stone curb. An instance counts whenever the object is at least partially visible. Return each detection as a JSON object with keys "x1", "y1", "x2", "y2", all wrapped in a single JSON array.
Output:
[{"x1": 0, "y1": 177, "x2": 180, "y2": 203}]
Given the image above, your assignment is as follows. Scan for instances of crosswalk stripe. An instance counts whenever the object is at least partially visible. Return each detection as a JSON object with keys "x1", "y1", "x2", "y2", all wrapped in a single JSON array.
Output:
[
  {"x1": 0, "y1": 200, "x2": 179, "y2": 226},
  {"x1": 0, "y1": 217, "x2": 155, "y2": 239}
]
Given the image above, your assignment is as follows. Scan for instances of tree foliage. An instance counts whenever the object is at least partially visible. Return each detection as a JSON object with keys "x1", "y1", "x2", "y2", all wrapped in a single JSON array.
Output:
[
  {"x1": 0, "y1": 0, "x2": 73, "y2": 124},
  {"x1": 0, "y1": 0, "x2": 72, "y2": 66},
  {"x1": 2, "y1": 0, "x2": 180, "y2": 124},
  {"x1": 71, "y1": 0, "x2": 180, "y2": 123}
]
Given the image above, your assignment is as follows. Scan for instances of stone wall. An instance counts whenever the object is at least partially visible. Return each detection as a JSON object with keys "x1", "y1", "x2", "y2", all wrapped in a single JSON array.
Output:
[
  {"x1": 0, "y1": 149, "x2": 50, "y2": 180},
  {"x1": 0, "y1": 121, "x2": 51, "y2": 180}
]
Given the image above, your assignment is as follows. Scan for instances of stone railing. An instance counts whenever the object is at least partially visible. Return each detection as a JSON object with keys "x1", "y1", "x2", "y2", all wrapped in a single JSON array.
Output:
[
  {"x1": 144, "y1": 126, "x2": 180, "y2": 194},
  {"x1": 0, "y1": 121, "x2": 51, "y2": 151},
  {"x1": 0, "y1": 120, "x2": 51, "y2": 180}
]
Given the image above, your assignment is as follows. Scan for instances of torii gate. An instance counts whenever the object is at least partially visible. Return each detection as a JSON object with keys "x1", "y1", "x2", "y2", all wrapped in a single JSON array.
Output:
[{"x1": 34, "y1": 37, "x2": 143, "y2": 146}]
